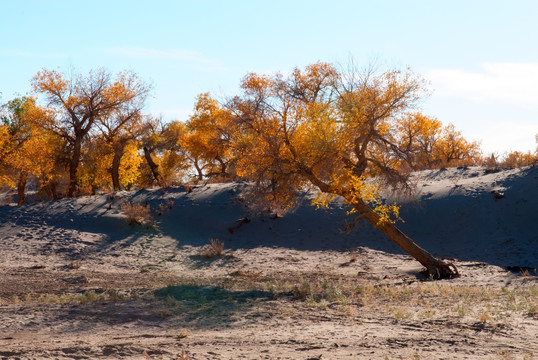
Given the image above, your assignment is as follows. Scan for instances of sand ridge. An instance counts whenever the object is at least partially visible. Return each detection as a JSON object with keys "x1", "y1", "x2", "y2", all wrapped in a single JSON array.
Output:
[{"x1": 0, "y1": 166, "x2": 536, "y2": 359}]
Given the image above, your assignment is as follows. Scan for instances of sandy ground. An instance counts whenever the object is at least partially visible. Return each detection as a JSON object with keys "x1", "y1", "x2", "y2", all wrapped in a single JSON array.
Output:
[{"x1": 0, "y1": 166, "x2": 536, "y2": 359}]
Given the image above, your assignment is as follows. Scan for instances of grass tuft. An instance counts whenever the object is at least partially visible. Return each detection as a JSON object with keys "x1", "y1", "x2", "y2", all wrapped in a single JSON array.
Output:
[
  {"x1": 201, "y1": 238, "x2": 224, "y2": 258},
  {"x1": 121, "y1": 201, "x2": 153, "y2": 227}
]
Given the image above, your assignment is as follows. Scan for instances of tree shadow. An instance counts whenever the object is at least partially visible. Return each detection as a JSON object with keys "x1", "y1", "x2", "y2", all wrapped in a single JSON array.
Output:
[
  {"x1": 42, "y1": 284, "x2": 276, "y2": 333},
  {"x1": 396, "y1": 166, "x2": 538, "y2": 268},
  {"x1": 186, "y1": 254, "x2": 241, "y2": 269},
  {"x1": 1, "y1": 168, "x2": 536, "y2": 271},
  {"x1": 0, "y1": 190, "x2": 170, "y2": 260}
]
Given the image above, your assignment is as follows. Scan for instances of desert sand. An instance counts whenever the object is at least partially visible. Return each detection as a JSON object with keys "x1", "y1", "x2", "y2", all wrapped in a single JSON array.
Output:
[{"x1": 0, "y1": 166, "x2": 536, "y2": 359}]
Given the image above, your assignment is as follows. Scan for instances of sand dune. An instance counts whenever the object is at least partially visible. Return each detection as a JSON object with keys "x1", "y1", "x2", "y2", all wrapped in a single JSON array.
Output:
[{"x1": 0, "y1": 166, "x2": 536, "y2": 359}]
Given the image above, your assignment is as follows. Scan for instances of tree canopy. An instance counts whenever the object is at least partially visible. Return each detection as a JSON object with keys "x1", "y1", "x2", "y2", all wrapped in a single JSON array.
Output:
[
  {"x1": 31, "y1": 68, "x2": 151, "y2": 196},
  {"x1": 3, "y1": 62, "x2": 536, "y2": 278},
  {"x1": 225, "y1": 62, "x2": 460, "y2": 277}
]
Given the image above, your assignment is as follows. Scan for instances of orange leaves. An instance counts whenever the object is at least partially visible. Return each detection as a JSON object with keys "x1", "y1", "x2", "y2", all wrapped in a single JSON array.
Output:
[
  {"x1": 285, "y1": 62, "x2": 338, "y2": 102},
  {"x1": 228, "y1": 62, "x2": 475, "y2": 217},
  {"x1": 103, "y1": 71, "x2": 147, "y2": 106},
  {"x1": 192, "y1": 62, "x2": 482, "y2": 221},
  {"x1": 31, "y1": 68, "x2": 151, "y2": 195},
  {"x1": 31, "y1": 69, "x2": 67, "y2": 95},
  {"x1": 0, "y1": 97, "x2": 59, "y2": 190},
  {"x1": 33, "y1": 68, "x2": 150, "y2": 124},
  {"x1": 291, "y1": 106, "x2": 340, "y2": 178},
  {"x1": 11, "y1": 62, "x2": 485, "y2": 206},
  {"x1": 395, "y1": 112, "x2": 443, "y2": 170},
  {"x1": 240, "y1": 73, "x2": 274, "y2": 96},
  {"x1": 433, "y1": 123, "x2": 481, "y2": 168},
  {"x1": 183, "y1": 93, "x2": 235, "y2": 178},
  {"x1": 501, "y1": 151, "x2": 536, "y2": 168},
  {"x1": 394, "y1": 113, "x2": 480, "y2": 170}
]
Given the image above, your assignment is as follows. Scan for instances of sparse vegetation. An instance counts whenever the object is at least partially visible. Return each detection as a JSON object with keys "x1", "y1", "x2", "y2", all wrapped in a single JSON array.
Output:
[
  {"x1": 0, "y1": 264, "x2": 536, "y2": 358},
  {"x1": 68, "y1": 260, "x2": 81, "y2": 269},
  {"x1": 500, "y1": 151, "x2": 536, "y2": 168},
  {"x1": 4, "y1": 265, "x2": 535, "y2": 327},
  {"x1": 139, "y1": 273, "x2": 538, "y2": 327},
  {"x1": 200, "y1": 238, "x2": 224, "y2": 258},
  {"x1": 0, "y1": 289, "x2": 129, "y2": 305},
  {"x1": 271, "y1": 277, "x2": 538, "y2": 324},
  {"x1": 121, "y1": 201, "x2": 153, "y2": 226},
  {"x1": 156, "y1": 199, "x2": 174, "y2": 216}
]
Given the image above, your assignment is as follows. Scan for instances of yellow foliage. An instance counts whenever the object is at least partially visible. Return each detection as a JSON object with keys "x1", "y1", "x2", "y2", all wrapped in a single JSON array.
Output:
[
  {"x1": 434, "y1": 124, "x2": 481, "y2": 167},
  {"x1": 156, "y1": 149, "x2": 188, "y2": 184},
  {"x1": 32, "y1": 68, "x2": 150, "y2": 196},
  {"x1": 0, "y1": 97, "x2": 58, "y2": 190},
  {"x1": 311, "y1": 192, "x2": 337, "y2": 210},
  {"x1": 0, "y1": 125, "x2": 10, "y2": 160},
  {"x1": 183, "y1": 93, "x2": 235, "y2": 178},
  {"x1": 32, "y1": 69, "x2": 67, "y2": 95},
  {"x1": 79, "y1": 139, "x2": 142, "y2": 190},
  {"x1": 229, "y1": 62, "x2": 427, "y2": 223},
  {"x1": 395, "y1": 113, "x2": 481, "y2": 170},
  {"x1": 119, "y1": 141, "x2": 143, "y2": 188},
  {"x1": 501, "y1": 151, "x2": 536, "y2": 168}
]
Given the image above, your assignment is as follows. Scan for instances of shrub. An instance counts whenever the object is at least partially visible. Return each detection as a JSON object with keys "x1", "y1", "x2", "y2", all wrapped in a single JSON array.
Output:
[
  {"x1": 122, "y1": 201, "x2": 152, "y2": 226},
  {"x1": 156, "y1": 199, "x2": 175, "y2": 216},
  {"x1": 201, "y1": 238, "x2": 224, "y2": 258},
  {"x1": 500, "y1": 151, "x2": 536, "y2": 168}
]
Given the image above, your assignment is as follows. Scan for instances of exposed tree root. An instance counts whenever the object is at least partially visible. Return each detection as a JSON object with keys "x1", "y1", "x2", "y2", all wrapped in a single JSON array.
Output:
[{"x1": 424, "y1": 260, "x2": 460, "y2": 279}]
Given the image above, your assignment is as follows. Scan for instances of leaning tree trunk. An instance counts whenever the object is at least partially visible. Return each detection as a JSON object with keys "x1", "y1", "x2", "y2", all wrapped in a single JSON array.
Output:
[
  {"x1": 17, "y1": 171, "x2": 28, "y2": 206},
  {"x1": 352, "y1": 197, "x2": 459, "y2": 279},
  {"x1": 143, "y1": 146, "x2": 161, "y2": 184},
  {"x1": 301, "y1": 171, "x2": 458, "y2": 279},
  {"x1": 194, "y1": 160, "x2": 203, "y2": 181}
]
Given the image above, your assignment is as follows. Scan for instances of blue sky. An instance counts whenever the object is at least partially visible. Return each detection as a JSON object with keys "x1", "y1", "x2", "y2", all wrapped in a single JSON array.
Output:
[{"x1": 1, "y1": 0, "x2": 537, "y2": 154}]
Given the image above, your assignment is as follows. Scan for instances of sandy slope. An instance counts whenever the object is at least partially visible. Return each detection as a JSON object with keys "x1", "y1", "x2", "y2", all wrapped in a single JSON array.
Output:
[{"x1": 0, "y1": 166, "x2": 536, "y2": 359}]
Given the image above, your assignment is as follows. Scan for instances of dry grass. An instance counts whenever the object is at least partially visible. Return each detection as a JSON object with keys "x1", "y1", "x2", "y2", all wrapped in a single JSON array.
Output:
[
  {"x1": 68, "y1": 260, "x2": 81, "y2": 269},
  {"x1": 2, "y1": 270, "x2": 535, "y2": 359},
  {"x1": 156, "y1": 199, "x2": 175, "y2": 216},
  {"x1": 0, "y1": 289, "x2": 128, "y2": 305},
  {"x1": 201, "y1": 238, "x2": 224, "y2": 258},
  {"x1": 252, "y1": 276, "x2": 538, "y2": 325},
  {"x1": 132, "y1": 273, "x2": 538, "y2": 334},
  {"x1": 121, "y1": 201, "x2": 153, "y2": 226},
  {"x1": 176, "y1": 349, "x2": 194, "y2": 360},
  {"x1": 4, "y1": 271, "x2": 535, "y2": 327}
]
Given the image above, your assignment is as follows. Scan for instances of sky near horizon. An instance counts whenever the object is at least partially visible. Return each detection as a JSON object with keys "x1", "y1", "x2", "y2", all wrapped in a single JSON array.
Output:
[{"x1": 1, "y1": 0, "x2": 537, "y2": 155}]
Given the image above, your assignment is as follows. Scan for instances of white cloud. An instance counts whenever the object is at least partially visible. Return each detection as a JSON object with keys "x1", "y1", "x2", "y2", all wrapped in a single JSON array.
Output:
[
  {"x1": 427, "y1": 62, "x2": 538, "y2": 106},
  {"x1": 102, "y1": 47, "x2": 228, "y2": 72},
  {"x1": 149, "y1": 108, "x2": 193, "y2": 122},
  {"x1": 0, "y1": 49, "x2": 66, "y2": 58},
  {"x1": 479, "y1": 121, "x2": 538, "y2": 155}
]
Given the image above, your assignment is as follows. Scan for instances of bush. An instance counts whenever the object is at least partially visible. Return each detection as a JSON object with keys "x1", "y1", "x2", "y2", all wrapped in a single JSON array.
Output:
[
  {"x1": 500, "y1": 151, "x2": 536, "y2": 168},
  {"x1": 201, "y1": 238, "x2": 224, "y2": 258},
  {"x1": 121, "y1": 201, "x2": 152, "y2": 226}
]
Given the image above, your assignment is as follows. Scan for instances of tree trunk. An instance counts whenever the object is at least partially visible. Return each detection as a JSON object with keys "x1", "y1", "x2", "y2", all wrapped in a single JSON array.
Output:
[
  {"x1": 352, "y1": 197, "x2": 459, "y2": 279},
  {"x1": 17, "y1": 171, "x2": 28, "y2": 206},
  {"x1": 110, "y1": 144, "x2": 125, "y2": 191},
  {"x1": 300, "y1": 170, "x2": 457, "y2": 279},
  {"x1": 216, "y1": 156, "x2": 227, "y2": 176},
  {"x1": 45, "y1": 181, "x2": 58, "y2": 200},
  {"x1": 143, "y1": 146, "x2": 161, "y2": 185},
  {"x1": 194, "y1": 160, "x2": 203, "y2": 181},
  {"x1": 67, "y1": 138, "x2": 82, "y2": 197},
  {"x1": 300, "y1": 170, "x2": 458, "y2": 279}
]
